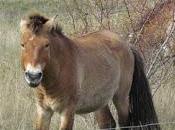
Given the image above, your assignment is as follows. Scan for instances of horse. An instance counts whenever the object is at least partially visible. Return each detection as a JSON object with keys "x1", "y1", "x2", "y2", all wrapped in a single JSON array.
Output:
[{"x1": 19, "y1": 13, "x2": 160, "y2": 130}]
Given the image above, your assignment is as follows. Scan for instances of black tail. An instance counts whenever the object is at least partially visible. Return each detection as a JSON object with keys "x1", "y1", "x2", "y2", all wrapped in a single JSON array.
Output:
[{"x1": 129, "y1": 49, "x2": 160, "y2": 130}]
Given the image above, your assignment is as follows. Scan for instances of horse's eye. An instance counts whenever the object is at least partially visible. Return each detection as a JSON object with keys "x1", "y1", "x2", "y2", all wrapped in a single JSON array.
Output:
[
  {"x1": 45, "y1": 44, "x2": 49, "y2": 48},
  {"x1": 21, "y1": 44, "x2": 25, "y2": 48}
]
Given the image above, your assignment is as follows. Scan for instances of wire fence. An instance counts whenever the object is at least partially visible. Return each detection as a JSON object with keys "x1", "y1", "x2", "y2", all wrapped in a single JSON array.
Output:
[{"x1": 97, "y1": 121, "x2": 175, "y2": 130}]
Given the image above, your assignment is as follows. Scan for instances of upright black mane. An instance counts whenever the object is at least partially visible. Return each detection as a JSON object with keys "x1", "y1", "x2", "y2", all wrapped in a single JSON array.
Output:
[{"x1": 25, "y1": 12, "x2": 62, "y2": 35}]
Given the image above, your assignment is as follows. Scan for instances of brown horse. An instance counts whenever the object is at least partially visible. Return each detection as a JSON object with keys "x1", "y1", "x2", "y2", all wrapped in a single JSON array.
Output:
[{"x1": 19, "y1": 13, "x2": 160, "y2": 130}]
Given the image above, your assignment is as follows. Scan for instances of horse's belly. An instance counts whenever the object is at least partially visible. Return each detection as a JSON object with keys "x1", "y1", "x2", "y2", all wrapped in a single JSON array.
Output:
[
  {"x1": 75, "y1": 73, "x2": 119, "y2": 114},
  {"x1": 75, "y1": 48, "x2": 120, "y2": 114}
]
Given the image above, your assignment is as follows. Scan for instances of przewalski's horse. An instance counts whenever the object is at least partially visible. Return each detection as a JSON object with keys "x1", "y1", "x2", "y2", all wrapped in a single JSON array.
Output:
[{"x1": 19, "y1": 13, "x2": 160, "y2": 130}]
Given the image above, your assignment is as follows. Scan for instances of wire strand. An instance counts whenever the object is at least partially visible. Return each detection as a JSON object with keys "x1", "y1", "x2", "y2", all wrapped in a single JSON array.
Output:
[{"x1": 98, "y1": 121, "x2": 175, "y2": 130}]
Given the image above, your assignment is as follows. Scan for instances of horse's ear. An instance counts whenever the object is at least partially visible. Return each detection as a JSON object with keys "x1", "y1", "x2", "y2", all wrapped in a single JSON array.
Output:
[
  {"x1": 43, "y1": 15, "x2": 57, "y2": 31},
  {"x1": 20, "y1": 19, "x2": 29, "y2": 34},
  {"x1": 43, "y1": 15, "x2": 62, "y2": 35}
]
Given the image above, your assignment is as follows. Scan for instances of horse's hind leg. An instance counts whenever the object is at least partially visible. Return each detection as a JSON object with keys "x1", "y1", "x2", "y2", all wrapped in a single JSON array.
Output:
[
  {"x1": 113, "y1": 94, "x2": 129, "y2": 130},
  {"x1": 95, "y1": 105, "x2": 116, "y2": 129}
]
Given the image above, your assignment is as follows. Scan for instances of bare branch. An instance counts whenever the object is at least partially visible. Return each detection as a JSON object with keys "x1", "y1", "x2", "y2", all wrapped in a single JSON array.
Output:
[{"x1": 147, "y1": 17, "x2": 175, "y2": 78}]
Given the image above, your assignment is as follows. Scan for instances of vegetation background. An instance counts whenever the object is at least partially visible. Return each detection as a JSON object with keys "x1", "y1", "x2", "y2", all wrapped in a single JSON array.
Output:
[{"x1": 0, "y1": 0, "x2": 175, "y2": 129}]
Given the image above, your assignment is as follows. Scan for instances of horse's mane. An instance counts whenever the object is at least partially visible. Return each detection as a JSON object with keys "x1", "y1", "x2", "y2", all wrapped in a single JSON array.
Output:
[{"x1": 25, "y1": 12, "x2": 62, "y2": 35}]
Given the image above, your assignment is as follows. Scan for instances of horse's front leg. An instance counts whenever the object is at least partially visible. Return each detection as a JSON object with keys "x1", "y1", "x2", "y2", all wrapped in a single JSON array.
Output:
[
  {"x1": 60, "y1": 105, "x2": 75, "y2": 130},
  {"x1": 35, "y1": 105, "x2": 53, "y2": 130}
]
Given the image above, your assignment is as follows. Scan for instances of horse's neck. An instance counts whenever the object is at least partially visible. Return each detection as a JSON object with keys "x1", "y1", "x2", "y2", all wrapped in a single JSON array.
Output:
[
  {"x1": 51, "y1": 34, "x2": 76, "y2": 58},
  {"x1": 37, "y1": 35, "x2": 77, "y2": 97}
]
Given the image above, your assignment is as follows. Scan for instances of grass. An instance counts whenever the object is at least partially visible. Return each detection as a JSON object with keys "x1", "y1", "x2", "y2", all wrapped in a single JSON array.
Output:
[{"x1": 0, "y1": 0, "x2": 175, "y2": 130}]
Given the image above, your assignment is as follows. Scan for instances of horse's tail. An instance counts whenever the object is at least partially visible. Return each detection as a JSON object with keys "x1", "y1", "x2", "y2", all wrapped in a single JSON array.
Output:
[{"x1": 129, "y1": 49, "x2": 160, "y2": 130}]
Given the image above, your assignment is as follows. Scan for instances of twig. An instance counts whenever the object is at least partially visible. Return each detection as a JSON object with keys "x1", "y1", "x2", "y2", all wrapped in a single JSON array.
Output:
[
  {"x1": 123, "y1": 0, "x2": 136, "y2": 35},
  {"x1": 146, "y1": 17, "x2": 175, "y2": 77},
  {"x1": 63, "y1": 0, "x2": 76, "y2": 32},
  {"x1": 127, "y1": 0, "x2": 161, "y2": 59}
]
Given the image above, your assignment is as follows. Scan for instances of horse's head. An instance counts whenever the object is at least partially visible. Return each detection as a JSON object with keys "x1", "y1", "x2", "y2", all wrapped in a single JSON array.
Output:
[{"x1": 20, "y1": 13, "x2": 62, "y2": 87}]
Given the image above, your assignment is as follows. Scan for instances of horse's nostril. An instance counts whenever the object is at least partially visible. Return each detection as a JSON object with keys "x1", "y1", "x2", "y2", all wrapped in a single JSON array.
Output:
[
  {"x1": 38, "y1": 72, "x2": 42, "y2": 77},
  {"x1": 25, "y1": 72, "x2": 43, "y2": 81}
]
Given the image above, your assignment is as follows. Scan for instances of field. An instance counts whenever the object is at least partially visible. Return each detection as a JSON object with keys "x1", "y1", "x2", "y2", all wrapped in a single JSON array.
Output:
[{"x1": 0, "y1": 0, "x2": 175, "y2": 130}]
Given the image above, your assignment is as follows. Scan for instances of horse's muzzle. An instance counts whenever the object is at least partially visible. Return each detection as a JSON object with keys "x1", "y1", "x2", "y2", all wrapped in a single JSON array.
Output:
[{"x1": 25, "y1": 71, "x2": 43, "y2": 88}]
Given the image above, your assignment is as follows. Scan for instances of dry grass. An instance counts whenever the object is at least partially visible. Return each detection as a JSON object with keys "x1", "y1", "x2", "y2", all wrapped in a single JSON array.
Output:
[{"x1": 0, "y1": 0, "x2": 175, "y2": 130}]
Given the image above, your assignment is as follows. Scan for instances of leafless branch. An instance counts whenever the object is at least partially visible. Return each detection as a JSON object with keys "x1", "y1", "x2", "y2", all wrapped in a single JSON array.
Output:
[
  {"x1": 63, "y1": 0, "x2": 76, "y2": 32},
  {"x1": 147, "y1": 16, "x2": 175, "y2": 78}
]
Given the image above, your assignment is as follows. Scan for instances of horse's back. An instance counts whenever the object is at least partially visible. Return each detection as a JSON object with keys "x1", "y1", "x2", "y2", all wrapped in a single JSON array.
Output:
[
  {"x1": 74, "y1": 30, "x2": 122, "y2": 47},
  {"x1": 73, "y1": 30, "x2": 134, "y2": 114}
]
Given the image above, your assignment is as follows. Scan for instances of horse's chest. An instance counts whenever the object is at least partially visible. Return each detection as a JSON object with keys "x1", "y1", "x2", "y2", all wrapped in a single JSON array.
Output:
[{"x1": 44, "y1": 97, "x2": 63, "y2": 112}]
